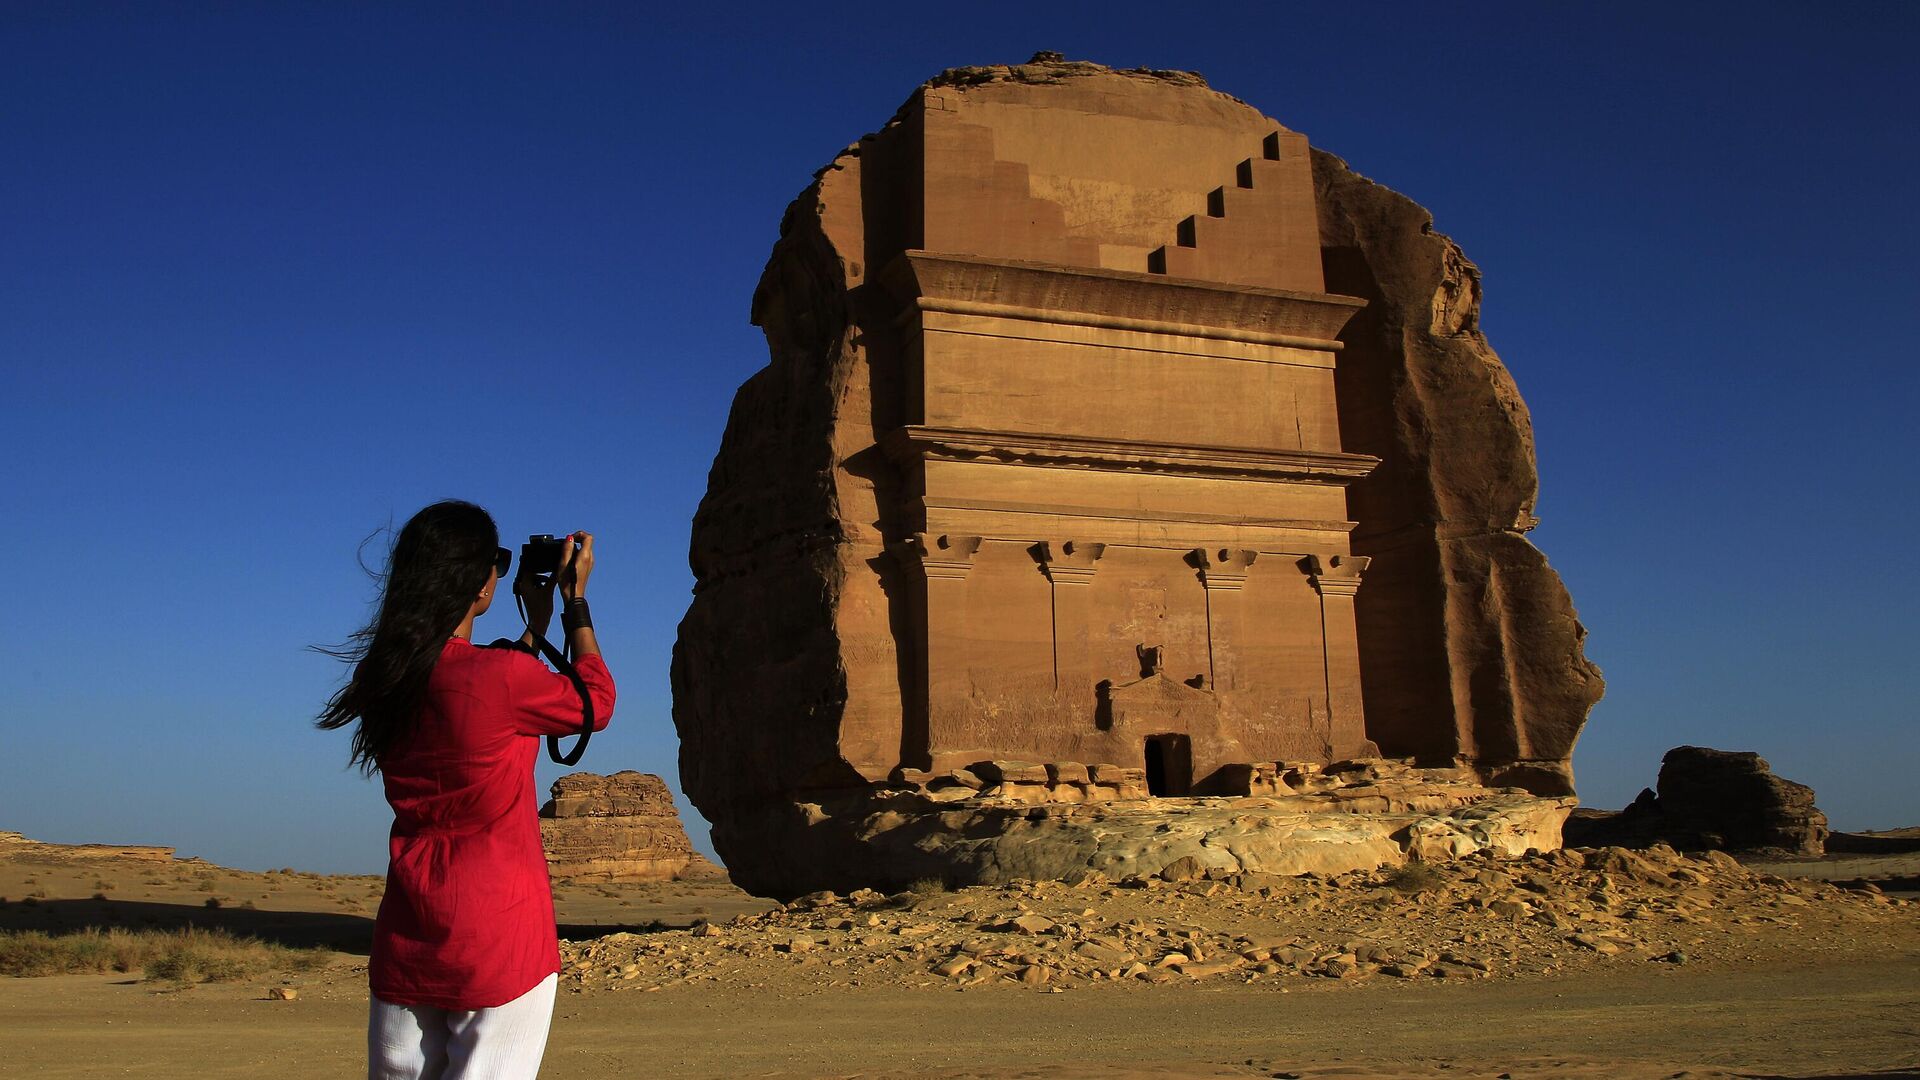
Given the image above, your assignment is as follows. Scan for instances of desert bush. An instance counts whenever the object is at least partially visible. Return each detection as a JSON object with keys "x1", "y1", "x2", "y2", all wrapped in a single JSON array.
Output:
[
  {"x1": 906, "y1": 877, "x2": 949, "y2": 898},
  {"x1": 146, "y1": 930, "x2": 326, "y2": 984},
  {"x1": 0, "y1": 928, "x2": 144, "y2": 976},
  {"x1": 0, "y1": 927, "x2": 327, "y2": 982},
  {"x1": 2, "y1": 927, "x2": 312, "y2": 979},
  {"x1": 1382, "y1": 862, "x2": 1444, "y2": 895}
]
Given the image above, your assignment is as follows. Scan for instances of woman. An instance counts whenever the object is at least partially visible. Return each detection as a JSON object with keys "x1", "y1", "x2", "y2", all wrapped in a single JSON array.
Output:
[{"x1": 318, "y1": 500, "x2": 615, "y2": 1079}]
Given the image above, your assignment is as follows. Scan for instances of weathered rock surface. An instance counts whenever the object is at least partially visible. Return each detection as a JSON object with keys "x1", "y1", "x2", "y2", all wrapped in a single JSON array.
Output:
[
  {"x1": 703, "y1": 759, "x2": 1569, "y2": 899},
  {"x1": 1565, "y1": 747, "x2": 1829, "y2": 856},
  {"x1": 673, "y1": 56, "x2": 1600, "y2": 898},
  {"x1": 539, "y1": 772, "x2": 722, "y2": 882},
  {"x1": 1313, "y1": 149, "x2": 1604, "y2": 796}
]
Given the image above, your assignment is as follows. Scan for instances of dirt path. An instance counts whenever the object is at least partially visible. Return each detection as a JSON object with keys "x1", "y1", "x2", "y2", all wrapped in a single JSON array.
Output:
[{"x1": 5, "y1": 951, "x2": 1918, "y2": 1079}]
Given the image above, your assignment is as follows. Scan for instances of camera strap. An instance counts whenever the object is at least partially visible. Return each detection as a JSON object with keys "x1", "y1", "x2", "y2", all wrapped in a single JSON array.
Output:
[
  {"x1": 512, "y1": 594, "x2": 594, "y2": 765},
  {"x1": 529, "y1": 626, "x2": 594, "y2": 765}
]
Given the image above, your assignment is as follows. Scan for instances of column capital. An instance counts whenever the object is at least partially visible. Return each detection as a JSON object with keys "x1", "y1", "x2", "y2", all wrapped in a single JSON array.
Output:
[
  {"x1": 890, "y1": 533, "x2": 985, "y2": 581},
  {"x1": 1035, "y1": 539, "x2": 1106, "y2": 586},
  {"x1": 1188, "y1": 547, "x2": 1258, "y2": 591},
  {"x1": 1301, "y1": 553, "x2": 1369, "y2": 597}
]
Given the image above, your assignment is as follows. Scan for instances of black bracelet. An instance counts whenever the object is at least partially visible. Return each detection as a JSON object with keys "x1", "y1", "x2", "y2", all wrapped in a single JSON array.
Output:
[{"x1": 561, "y1": 597, "x2": 593, "y2": 633}]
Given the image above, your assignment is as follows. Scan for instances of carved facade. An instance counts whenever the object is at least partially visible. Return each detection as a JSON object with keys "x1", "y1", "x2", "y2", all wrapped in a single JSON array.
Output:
[{"x1": 876, "y1": 248, "x2": 1383, "y2": 791}]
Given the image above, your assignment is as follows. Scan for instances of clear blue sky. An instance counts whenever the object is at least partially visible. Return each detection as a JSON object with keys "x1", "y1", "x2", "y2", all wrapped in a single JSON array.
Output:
[{"x1": 3, "y1": 4, "x2": 1915, "y2": 874}]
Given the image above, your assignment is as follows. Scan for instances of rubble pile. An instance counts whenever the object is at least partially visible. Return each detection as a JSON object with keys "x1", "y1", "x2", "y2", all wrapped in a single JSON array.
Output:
[{"x1": 561, "y1": 844, "x2": 1908, "y2": 994}]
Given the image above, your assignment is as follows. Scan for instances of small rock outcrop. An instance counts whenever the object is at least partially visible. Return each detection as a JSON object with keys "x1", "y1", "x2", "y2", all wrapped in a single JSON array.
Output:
[
  {"x1": 1566, "y1": 747, "x2": 1829, "y2": 856},
  {"x1": 538, "y1": 772, "x2": 721, "y2": 882}
]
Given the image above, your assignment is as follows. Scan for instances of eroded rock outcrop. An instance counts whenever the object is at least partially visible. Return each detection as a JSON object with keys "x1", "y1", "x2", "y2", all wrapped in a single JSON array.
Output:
[
  {"x1": 1314, "y1": 152, "x2": 1605, "y2": 797},
  {"x1": 673, "y1": 56, "x2": 1600, "y2": 898},
  {"x1": 1566, "y1": 747, "x2": 1828, "y2": 856},
  {"x1": 538, "y1": 772, "x2": 721, "y2": 882}
]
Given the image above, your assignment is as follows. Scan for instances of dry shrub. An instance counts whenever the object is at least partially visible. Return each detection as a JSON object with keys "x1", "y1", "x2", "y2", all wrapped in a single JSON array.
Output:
[
  {"x1": 1382, "y1": 862, "x2": 1444, "y2": 895},
  {"x1": 0, "y1": 927, "x2": 328, "y2": 983},
  {"x1": 907, "y1": 877, "x2": 949, "y2": 898}
]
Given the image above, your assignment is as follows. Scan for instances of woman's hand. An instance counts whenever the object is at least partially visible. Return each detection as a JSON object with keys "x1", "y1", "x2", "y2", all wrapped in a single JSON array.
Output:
[
  {"x1": 514, "y1": 562, "x2": 556, "y2": 639},
  {"x1": 562, "y1": 532, "x2": 594, "y2": 601}
]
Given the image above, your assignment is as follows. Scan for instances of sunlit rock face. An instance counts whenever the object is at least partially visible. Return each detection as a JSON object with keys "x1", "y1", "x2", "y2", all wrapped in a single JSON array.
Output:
[
  {"x1": 672, "y1": 57, "x2": 1601, "y2": 899},
  {"x1": 538, "y1": 771, "x2": 719, "y2": 882}
]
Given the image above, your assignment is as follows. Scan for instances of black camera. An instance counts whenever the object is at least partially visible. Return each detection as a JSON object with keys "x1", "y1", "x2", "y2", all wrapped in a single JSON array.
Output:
[{"x1": 520, "y1": 534, "x2": 575, "y2": 585}]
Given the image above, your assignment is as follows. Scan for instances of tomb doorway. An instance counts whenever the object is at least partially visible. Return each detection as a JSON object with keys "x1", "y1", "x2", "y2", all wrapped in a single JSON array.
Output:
[{"x1": 1144, "y1": 733, "x2": 1192, "y2": 797}]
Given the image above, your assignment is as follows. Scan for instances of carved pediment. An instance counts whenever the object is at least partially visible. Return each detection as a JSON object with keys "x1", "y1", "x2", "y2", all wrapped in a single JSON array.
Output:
[{"x1": 1099, "y1": 671, "x2": 1215, "y2": 705}]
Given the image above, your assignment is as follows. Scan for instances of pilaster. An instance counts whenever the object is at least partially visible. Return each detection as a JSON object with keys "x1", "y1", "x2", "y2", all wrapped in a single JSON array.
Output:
[
  {"x1": 888, "y1": 533, "x2": 985, "y2": 758},
  {"x1": 1303, "y1": 553, "x2": 1371, "y2": 756},
  {"x1": 1190, "y1": 547, "x2": 1258, "y2": 690},
  {"x1": 1035, "y1": 539, "x2": 1106, "y2": 694}
]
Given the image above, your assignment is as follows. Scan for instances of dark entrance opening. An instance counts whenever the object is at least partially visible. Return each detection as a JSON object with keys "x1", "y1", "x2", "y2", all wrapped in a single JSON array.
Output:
[{"x1": 1143, "y1": 733, "x2": 1192, "y2": 797}]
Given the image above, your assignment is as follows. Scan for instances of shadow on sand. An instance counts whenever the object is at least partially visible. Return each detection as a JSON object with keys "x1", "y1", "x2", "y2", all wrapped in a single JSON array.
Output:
[{"x1": 1, "y1": 897, "x2": 689, "y2": 955}]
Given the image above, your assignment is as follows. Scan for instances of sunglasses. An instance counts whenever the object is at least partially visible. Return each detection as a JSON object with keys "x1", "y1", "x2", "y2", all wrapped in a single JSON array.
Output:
[{"x1": 493, "y1": 547, "x2": 512, "y2": 577}]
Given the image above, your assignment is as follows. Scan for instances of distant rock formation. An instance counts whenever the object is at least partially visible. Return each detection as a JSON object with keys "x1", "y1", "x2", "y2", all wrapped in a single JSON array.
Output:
[
  {"x1": 1566, "y1": 747, "x2": 1829, "y2": 856},
  {"x1": 0, "y1": 831, "x2": 179, "y2": 863},
  {"x1": 538, "y1": 772, "x2": 722, "y2": 882}
]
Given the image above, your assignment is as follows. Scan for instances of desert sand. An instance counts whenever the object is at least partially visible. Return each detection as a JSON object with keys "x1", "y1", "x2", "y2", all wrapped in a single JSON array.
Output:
[{"x1": 3, "y1": 836, "x2": 1916, "y2": 1079}]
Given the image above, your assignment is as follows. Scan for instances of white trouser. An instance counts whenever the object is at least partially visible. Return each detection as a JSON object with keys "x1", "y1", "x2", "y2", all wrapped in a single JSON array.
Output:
[{"x1": 368, "y1": 973, "x2": 557, "y2": 1080}]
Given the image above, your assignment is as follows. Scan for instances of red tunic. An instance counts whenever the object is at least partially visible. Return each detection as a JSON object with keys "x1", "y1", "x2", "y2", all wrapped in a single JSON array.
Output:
[{"x1": 370, "y1": 637, "x2": 615, "y2": 1010}]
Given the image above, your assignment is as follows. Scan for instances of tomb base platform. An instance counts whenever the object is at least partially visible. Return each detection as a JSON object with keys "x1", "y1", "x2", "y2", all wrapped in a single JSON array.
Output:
[{"x1": 713, "y1": 759, "x2": 1574, "y2": 900}]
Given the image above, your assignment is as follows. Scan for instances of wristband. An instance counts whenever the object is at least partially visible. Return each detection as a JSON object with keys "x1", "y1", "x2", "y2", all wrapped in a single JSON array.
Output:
[{"x1": 561, "y1": 597, "x2": 593, "y2": 633}]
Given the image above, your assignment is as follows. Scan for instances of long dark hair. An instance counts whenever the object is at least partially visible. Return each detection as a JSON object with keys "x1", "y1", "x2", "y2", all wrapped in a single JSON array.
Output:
[{"x1": 317, "y1": 500, "x2": 499, "y2": 773}]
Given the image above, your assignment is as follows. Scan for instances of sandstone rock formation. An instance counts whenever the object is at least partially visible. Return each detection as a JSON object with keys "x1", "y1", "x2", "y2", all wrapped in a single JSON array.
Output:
[
  {"x1": 1565, "y1": 747, "x2": 1828, "y2": 856},
  {"x1": 538, "y1": 772, "x2": 720, "y2": 882},
  {"x1": 1314, "y1": 150, "x2": 1605, "y2": 796},
  {"x1": 673, "y1": 56, "x2": 1601, "y2": 898}
]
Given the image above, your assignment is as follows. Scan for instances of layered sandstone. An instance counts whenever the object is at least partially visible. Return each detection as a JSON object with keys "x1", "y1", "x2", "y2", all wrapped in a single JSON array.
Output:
[
  {"x1": 538, "y1": 772, "x2": 719, "y2": 882},
  {"x1": 673, "y1": 56, "x2": 1600, "y2": 898}
]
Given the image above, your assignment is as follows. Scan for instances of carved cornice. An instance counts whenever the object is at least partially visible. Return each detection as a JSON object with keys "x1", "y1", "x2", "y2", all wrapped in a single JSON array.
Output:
[
  {"x1": 883, "y1": 425, "x2": 1379, "y2": 486},
  {"x1": 889, "y1": 533, "x2": 985, "y2": 582},
  {"x1": 1034, "y1": 539, "x2": 1106, "y2": 586},
  {"x1": 1189, "y1": 547, "x2": 1258, "y2": 591},
  {"x1": 1302, "y1": 553, "x2": 1369, "y2": 597},
  {"x1": 883, "y1": 250, "x2": 1367, "y2": 350}
]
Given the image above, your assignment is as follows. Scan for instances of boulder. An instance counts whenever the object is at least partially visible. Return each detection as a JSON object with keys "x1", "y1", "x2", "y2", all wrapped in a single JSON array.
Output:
[{"x1": 1565, "y1": 746, "x2": 1828, "y2": 855}]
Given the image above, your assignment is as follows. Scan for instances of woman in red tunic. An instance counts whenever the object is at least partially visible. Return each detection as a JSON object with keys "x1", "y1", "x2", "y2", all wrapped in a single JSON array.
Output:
[{"x1": 319, "y1": 500, "x2": 615, "y2": 1079}]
